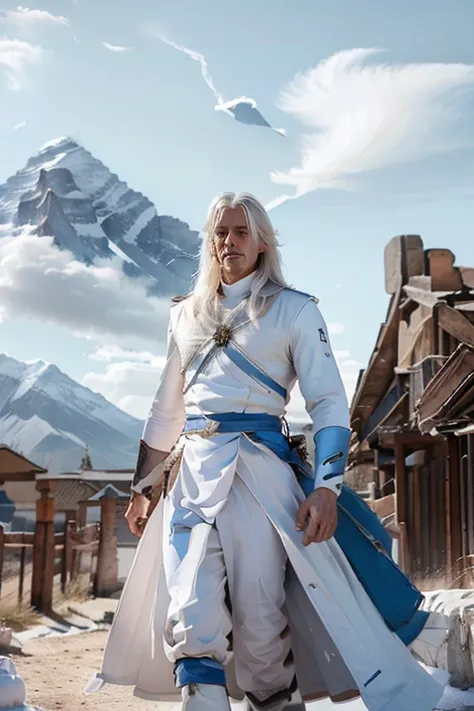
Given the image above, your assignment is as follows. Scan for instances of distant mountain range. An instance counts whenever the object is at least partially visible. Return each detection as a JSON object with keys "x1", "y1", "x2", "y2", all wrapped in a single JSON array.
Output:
[
  {"x1": 0, "y1": 136, "x2": 200, "y2": 295},
  {"x1": 0, "y1": 353, "x2": 144, "y2": 473},
  {"x1": 0, "y1": 136, "x2": 202, "y2": 471}
]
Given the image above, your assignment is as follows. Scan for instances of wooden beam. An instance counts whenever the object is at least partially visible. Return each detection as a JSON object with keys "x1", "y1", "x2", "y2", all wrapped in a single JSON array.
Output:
[{"x1": 435, "y1": 303, "x2": 474, "y2": 348}]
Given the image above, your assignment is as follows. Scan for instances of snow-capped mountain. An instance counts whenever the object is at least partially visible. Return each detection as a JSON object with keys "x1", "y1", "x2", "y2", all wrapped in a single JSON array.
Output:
[
  {"x1": 0, "y1": 137, "x2": 200, "y2": 295},
  {"x1": 0, "y1": 353, "x2": 144, "y2": 473}
]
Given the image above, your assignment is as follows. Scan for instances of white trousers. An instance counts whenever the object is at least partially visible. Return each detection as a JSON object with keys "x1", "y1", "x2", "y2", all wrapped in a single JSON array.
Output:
[{"x1": 162, "y1": 473, "x2": 295, "y2": 699}]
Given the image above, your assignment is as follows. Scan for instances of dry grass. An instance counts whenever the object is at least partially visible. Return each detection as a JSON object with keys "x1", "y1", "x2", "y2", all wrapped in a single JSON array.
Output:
[
  {"x1": 53, "y1": 575, "x2": 92, "y2": 618},
  {"x1": 0, "y1": 601, "x2": 41, "y2": 632}
]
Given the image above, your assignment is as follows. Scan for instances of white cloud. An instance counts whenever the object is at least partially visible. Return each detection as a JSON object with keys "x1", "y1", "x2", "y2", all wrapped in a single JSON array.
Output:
[
  {"x1": 0, "y1": 229, "x2": 170, "y2": 346},
  {"x1": 83, "y1": 348, "x2": 166, "y2": 419},
  {"x1": 267, "y1": 49, "x2": 474, "y2": 209},
  {"x1": 328, "y1": 322, "x2": 345, "y2": 336},
  {"x1": 102, "y1": 42, "x2": 131, "y2": 53},
  {"x1": 0, "y1": 38, "x2": 43, "y2": 90},
  {"x1": 13, "y1": 120, "x2": 26, "y2": 131},
  {"x1": 2, "y1": 7, "x2": 69, "y2": 27},
  {"x1": 151, "y1": 31, "x2": 223, "y2": 104}
]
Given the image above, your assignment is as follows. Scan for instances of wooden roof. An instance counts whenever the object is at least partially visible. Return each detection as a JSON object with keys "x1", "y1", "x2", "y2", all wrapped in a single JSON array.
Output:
[{"x1": 0, "y1": 445, "x2": 47, "y2": 481}]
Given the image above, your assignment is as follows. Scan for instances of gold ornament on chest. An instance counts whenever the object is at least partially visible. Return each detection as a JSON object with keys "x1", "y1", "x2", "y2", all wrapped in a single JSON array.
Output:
[{"x1": 213, "y1": 324, "x2": 233, "y2": 347}]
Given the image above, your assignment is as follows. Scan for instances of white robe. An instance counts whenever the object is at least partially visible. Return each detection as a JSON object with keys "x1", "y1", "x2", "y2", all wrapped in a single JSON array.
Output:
[{"x1": 88, "y1": 275, "x2": 443, "y2": 710}]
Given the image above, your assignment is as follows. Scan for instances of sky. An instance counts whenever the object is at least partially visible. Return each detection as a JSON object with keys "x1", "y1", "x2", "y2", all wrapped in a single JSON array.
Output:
[{"x1": 1, "y1": 0, "x2": 474, "y2": 424}]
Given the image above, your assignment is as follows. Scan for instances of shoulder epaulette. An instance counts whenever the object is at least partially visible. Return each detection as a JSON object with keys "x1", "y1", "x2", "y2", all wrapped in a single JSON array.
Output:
[
  {"x1": 284, "y1": 286, "x2": 319, "y2": 304},
  {"x1": 171, "y1": 294, "x2": 191, "y2": 304}
]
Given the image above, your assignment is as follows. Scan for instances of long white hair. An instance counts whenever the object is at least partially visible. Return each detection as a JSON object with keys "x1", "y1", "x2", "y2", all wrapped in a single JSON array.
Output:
[{"x1": 190, "y1": 192, "x2": 287, "y2": 331}]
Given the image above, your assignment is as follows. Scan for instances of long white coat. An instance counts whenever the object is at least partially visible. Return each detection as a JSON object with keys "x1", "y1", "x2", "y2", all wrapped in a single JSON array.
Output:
[{"x1": 88, "y1": 276, "x2": 443, "y2": 711}]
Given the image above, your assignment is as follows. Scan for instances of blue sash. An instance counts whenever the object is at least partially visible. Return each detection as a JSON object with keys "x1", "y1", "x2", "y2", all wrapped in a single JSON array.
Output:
[{"x1": 183, "y1": 412, "x2": 427, "y2": 645}]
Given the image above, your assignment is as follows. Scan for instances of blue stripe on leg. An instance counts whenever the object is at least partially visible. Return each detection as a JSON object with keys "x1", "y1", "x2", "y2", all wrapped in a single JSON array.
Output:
[{"x1": 174, "y1": 657, "x2": 226, "y2": 688}]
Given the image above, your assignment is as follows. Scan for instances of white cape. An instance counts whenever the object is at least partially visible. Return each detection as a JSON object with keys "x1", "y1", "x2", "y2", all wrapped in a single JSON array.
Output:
[{"x1": 88, "y1": 437, "x2": 443, "y2": 711}]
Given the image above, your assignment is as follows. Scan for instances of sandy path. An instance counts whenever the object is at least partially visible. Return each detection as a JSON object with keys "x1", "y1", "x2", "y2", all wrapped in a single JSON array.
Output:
[
  {"x1": 13, "y1": 630, "x2": 363, "y2": 710},
  {"x1": 13, "y1": 630, "x2": 166, "y2": 711}
]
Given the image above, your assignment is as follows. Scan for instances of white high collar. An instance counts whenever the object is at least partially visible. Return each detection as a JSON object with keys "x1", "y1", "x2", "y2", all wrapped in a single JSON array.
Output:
[{"x1": 221, "y1": 271, "x2": 256, "y2": 300}]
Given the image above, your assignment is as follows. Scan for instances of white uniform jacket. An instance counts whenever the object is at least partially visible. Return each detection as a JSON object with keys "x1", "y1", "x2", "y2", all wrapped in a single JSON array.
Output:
[{"x1": 88, "y1": 277, "x2": 443, "y2": 711}]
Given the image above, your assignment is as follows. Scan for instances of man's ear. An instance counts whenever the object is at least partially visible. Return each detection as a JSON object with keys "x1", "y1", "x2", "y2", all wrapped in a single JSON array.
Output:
[{"x1": 258, "y1": 242, "x2": 268, "y2": 254}]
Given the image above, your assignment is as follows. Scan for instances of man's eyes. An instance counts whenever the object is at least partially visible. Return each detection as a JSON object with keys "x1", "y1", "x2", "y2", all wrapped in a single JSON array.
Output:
[{"x1": 215, "y1": 229, "x2": 247, "y2": 238}]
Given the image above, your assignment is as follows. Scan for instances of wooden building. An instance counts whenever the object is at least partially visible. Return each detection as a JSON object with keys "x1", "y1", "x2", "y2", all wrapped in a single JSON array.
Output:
[{"x1": 349, "y1": 235, "x2": 474, "y2": 589}]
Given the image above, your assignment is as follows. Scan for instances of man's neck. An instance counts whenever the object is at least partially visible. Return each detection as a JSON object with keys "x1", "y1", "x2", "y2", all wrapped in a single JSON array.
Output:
[
  {"x1": 221, "y1": 268, "x2": 257, "y2": 286},
  {"x1": 220, "y1": 271, "x2": 256, "y2": 300}
]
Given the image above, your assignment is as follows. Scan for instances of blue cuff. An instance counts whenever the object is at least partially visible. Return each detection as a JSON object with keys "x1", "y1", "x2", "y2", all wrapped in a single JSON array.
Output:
[
  {"x1": 313, "y1": 426, "x2": 350, "y2": 494},
  {"x1": 174, "y1": 657, "x2": 226, "y2": 688}
]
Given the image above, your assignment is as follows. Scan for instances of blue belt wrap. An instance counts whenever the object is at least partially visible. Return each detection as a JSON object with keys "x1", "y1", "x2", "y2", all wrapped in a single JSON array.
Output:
[{"x1": 183, "y1": 412, "x2": 427, "y2": 646}]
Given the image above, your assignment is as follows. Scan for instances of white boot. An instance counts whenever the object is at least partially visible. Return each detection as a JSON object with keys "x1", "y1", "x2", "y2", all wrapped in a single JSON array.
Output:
[
  {"x1": 246, "y1": 688, "x2": 306, "y2": 711},
  {"x1": 409, "y1": 611, "x2": 450, "y2": 667},
  {"x1": 181, "y1": 683, "x2": 231, "y2": 711}
]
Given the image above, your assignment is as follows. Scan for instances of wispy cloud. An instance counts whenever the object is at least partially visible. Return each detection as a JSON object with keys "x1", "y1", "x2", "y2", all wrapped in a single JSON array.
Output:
[
  {"x1": 0, "y1": 38, "x2": 44, "y2": 90},
  {"x1": 102, "y1": 41, "x2": 131, "y2": 53},
  {"x1": 153, "y1": 32, "x2": 223, "y2": 103},
  {"x1": 2, "y1": 6, "x2": 70, "y2": 27},
  {"x1": 267, "y1": 49, "x2": 474, "y2": 210},
  {"x1": 13, "y1": 120, "x2": 27, "y2": 131},
  {"x1": 150, "y1": 30, "x2": 285, "y2": 136}
]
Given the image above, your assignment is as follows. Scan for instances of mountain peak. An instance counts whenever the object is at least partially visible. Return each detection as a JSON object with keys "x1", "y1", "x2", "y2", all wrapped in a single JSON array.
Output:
[
  {"x1": 39, "y1": 136, "x2": 79, "y2": 154},
  {"x1": 0, "y1": 137, "x2": 200, "y2": 296},
  {"x1": 0, "y1": 352, "x2": 143, "y2": 472}
]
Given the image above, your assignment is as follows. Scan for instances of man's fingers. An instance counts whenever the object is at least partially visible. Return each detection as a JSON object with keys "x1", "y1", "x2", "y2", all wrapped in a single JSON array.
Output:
[
  {"x1": 125, "y1": 514, "x2": 142, "y2": 538},
  {"x1": 302, "y1": 506, "x2": 321, "y2": 546},
  {"x1": 315, "y1": 518, "x2": 337, "y2": 543},
  {"x1": 296, "y1": 501, "x2": 310, "y2": 531}
]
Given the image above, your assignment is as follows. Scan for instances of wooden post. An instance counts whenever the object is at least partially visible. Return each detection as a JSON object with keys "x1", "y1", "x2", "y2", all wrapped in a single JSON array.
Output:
[
  {"x1": 31, "y1": 479, "x2": 57, "y2": 613},
  {"x1": 61, "y1": 520, "x2": 73, "y2": 594},
  {"x1": 446, "y1": 436, "x2": 463, "y2": 586},
  {"x1": 394, "y1": 436, "x2": 410, "y2": 574},
  {"x1": 412, "y1": 465, "x2": 422, "y2": 577},
  {"x1": 18, "y1": 544, "x2": 26, "y2": 603},
  {"x1": 95, "y1": 496, "x2": 118, "y2": 597},
  {"x1": 0, "y1": 524, "x2": 4, "y2": 599}
]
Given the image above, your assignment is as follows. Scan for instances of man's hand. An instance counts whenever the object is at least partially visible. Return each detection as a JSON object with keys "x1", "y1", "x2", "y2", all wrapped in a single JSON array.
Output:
[
  {"x1": 125, "y1": 492, "x2": 150, "y2": 538},
  {"x1": 296, "y1": 488, "x2": 338, "y2": 546}
]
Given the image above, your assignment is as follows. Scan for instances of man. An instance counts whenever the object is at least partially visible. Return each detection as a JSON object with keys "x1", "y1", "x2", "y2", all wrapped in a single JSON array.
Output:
[{"x1": 87, "y1": 193, "x2": 446, "y2": 711}]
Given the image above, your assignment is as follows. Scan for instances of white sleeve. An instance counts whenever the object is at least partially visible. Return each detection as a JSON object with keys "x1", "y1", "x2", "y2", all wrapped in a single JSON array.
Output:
[
  {"x1": 130, "y1": 323, "x2": 186, "y2": 496},
  {"x1": 142, "y1": 323, "x2": 186, "y2": 451},
  {"x1": 289, "y1": 298, "x2": 350, "y2": 496}
]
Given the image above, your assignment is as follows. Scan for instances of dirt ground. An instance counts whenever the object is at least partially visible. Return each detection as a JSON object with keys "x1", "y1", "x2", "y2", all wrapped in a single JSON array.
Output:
[{"x1": 13, "y1": 629, "x2": 180, "y2": 711}]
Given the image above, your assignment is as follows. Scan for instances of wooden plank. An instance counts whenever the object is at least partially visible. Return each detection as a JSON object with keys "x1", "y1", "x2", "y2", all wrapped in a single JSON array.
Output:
[
  {"x1": 4, "y1": 543, "x2": 34, "y2": 549},
  {"x1": 0, "y1": 525, "x2": 4, "y2": 598},
  {"x1": 4, "y1": 532, "x2": 35, "y2": 545}
]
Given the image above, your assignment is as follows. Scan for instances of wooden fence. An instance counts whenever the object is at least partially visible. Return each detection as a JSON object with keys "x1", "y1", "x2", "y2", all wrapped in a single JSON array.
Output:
[{"x1": 0, "y1": 490, "x2": 118, "y2": 613}]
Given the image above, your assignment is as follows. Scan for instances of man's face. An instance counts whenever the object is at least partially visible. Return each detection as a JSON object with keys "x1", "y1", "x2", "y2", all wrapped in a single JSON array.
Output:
[{"x1": 214, "y1": 206, "x2": 265, "y2": 284}]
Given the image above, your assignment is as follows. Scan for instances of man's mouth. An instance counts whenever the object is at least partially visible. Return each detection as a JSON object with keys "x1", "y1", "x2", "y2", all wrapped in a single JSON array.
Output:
[{"x1": 223, "y1": 253, "x2": 242, "y2": 259}]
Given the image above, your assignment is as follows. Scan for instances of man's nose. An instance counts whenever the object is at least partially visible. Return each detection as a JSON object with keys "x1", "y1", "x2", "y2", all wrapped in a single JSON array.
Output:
[{"x1": 224, "y1": 230, "x2": 236, "y2": 246}]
